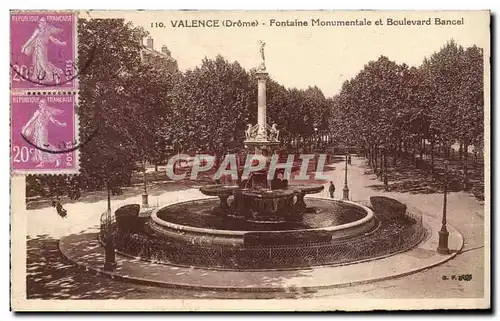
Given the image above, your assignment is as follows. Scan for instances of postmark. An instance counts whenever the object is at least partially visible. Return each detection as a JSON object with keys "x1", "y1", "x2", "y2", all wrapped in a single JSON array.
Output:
[
  {"x1": 10, "y1": 11, "x2": 78, "y2": 90},
  {"x1": 11, "y1": 92, "x2": 79, "y2": 174}
]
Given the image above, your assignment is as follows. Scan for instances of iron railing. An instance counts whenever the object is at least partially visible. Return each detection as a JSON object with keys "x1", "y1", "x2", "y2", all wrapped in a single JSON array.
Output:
[{"x1": 105, "y1": 200, "x2": 426, "y2": 270}]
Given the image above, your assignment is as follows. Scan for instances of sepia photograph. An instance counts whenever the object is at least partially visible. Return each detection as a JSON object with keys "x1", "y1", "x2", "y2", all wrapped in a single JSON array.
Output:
[{"x1": 9, "y1": 9, "x2": 490, "y2": 311}]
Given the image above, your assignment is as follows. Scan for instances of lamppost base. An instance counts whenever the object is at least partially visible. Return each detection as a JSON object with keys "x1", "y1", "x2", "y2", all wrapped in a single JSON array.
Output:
[
  {"x1": 104, "y1": 261, "x2": 117, "y2": 271},
  {"x1": 342, "y1": 187, "x2": 349, "y2": 201},
  {"x1": 142, "y1": 193, "x2": 149, "y2": 206},
  {"x1": 104, "y1": 239, "x2": 117, "y2": 271},
  {"x1": 437, "y1": 229, "x2": 450, "y2": 254}
]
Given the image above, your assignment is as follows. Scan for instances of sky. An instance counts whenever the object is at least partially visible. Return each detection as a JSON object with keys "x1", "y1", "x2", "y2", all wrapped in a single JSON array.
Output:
[{"x1": 90, "y1": 10, "x2": 489, "y2": 97}]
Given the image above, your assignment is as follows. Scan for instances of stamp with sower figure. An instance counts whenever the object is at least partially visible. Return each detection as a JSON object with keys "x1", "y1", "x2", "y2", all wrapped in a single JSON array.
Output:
[
  {"x1": 10, "y1": 11, "x2": 77, "y2": 90},
  {"x1": 11, "y1": 92, "x2": 79, "y2": 174}
]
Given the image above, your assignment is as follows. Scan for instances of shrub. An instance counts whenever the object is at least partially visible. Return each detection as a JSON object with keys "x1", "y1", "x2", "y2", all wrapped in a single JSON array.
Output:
[
  {"x1": 370, "y1": 196, "x2": 407, "y2": 220},
  {"x1": 115, "y1": 204, "x2": 142, "y2": 233}
]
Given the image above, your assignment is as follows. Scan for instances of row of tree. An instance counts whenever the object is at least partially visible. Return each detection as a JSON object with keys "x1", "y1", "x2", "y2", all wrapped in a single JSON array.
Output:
[
  {"x1": 75, "y1": 19, "x2": 334, "y2": 191},
  {"x1": 26, "y1": 19, "x2": 484, "y2": 197},
  {"x1": 330, "y1": 40, "x2": 484, "y2": 190},
  {"x1": 167, "y1": 57, "x2": 332, "y2": 162}
]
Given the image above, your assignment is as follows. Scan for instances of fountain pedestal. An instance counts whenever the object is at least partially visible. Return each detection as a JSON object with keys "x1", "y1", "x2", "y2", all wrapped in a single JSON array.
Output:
[
  {"x1": 218, "y1": 195, "x2": 230, "y2": 210},
  {"x1": 242, "y1": 189, "x2": 295, "y2": 223},
  {"x1": 256, "y1": 71, "x2": 268, "y2": 141},
  {"x1": 295, "y1": 192, "x2": 307, "y2": 210}
]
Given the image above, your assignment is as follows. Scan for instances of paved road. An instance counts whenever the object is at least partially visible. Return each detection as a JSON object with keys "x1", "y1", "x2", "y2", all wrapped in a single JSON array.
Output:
[{"x1": 25, "y1": 156, "x2": 486, "y2": 299}]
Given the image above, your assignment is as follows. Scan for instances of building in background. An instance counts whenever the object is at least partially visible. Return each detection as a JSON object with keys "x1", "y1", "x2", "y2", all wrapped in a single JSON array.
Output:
[{"x1": 141, "y1": 37, "x2": 179, "y2": 73}]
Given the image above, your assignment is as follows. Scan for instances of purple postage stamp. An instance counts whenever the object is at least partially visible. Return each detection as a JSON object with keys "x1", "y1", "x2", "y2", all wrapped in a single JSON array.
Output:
[
  {"x1": 11, "y1": 93, "x2": 79, "y2": 174},
  {"x1": 10, "y1": 11, "x2": 77, "y2": 90}
]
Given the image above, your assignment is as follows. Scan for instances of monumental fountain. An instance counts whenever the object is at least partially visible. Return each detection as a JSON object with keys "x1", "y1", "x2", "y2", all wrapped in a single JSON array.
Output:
[
  {"x1": 106, "y1": 41, "x2": 426, "y2": 270},
  {"x1": 198, "y1": 40, "x2": 325, "y2": 224}
]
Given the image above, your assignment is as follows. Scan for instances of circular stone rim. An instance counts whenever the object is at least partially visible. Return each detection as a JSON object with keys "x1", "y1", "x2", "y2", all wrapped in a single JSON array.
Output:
[
  {"x1": 289, "y1": 184, "x2": 325, "y2": 194},
  {"x1": 150, "y1": 196, "x2": 374, "y2": 236},
  {"x1": 199, "y1": 185, "x2": 240, "y2": 196}
]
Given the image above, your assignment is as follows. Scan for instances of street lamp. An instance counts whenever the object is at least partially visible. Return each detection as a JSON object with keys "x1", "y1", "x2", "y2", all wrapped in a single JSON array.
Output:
[
  {"x1": 142, "y1": 158, "x2": 148, "y2": 206},
  {"x1": 378, "y1": 146, "x2": 383, "y2": 179},
  {"x1": 343, "y1": 142, "x2": 349, "y2": 200},
  {"x1": 382, "y1": 145, "x2": 388, "y2": 190},
  {"x1": 314, "y1": 127, "x2": 318, "y2": 150},
  {"x1": 104, "y1": 182, "x2": 116, "y2": 271},
  {"x1": 140, "y1": 42, "x2": 149, "y2": 207},
  {"x1": 437, "y1": 160, "x2": 450, "y2": 254}
]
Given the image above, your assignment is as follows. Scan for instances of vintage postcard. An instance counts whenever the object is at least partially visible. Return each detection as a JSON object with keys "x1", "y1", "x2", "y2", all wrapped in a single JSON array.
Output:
[{"x1": 10, "y1": 10, "x2": 490, "y2": 311}]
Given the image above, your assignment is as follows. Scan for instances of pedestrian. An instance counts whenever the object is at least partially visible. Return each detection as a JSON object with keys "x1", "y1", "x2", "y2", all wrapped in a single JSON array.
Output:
[
  {"x1": 329, "y1": 181, "x2": 335, "y2": 198},
  {"x1": 52, "y1": 200, "x2": 67, "y2": 219}
]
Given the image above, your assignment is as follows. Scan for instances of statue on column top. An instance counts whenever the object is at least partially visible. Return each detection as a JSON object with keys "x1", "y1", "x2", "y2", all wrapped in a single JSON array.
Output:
[{"x1": 258, "y1": 40, "x2": 266, "y2": 71}]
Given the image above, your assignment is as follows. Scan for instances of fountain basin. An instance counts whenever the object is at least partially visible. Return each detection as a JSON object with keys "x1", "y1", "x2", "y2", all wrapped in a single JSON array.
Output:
[
  {"x1": 199, "y1": 183, "x2": 325, "y2": 222},
  {"x1": 149, "y1": 197, "x2": 376, "y2": 246}
]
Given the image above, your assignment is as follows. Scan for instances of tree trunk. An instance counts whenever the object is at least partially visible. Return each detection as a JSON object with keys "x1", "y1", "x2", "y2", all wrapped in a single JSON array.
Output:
[
  {"x1": 414, "y1": 141, "x2": 419, "y2": 168},
  {"x1": 367, "y1": 144, "x2": 372, "y2": 166},
  {"x1": 215, "y1": 151, "x2": 222, "y2": 171},
  {"x1": 463, "y1": 142, "x2": 469, "y2": 190},
  {"x1": 374, "y1": 146, "x2": 378, "y2": 175},
  {"x1": 420, "y1": 139, "x2": 424, "y2": 163},
  {"x1": 155, "y1": 164, "x2": 158, "y2": 172},
  {"x1": 459, "y1": 141, "x2": 463, "y2": 162},
  {"x1": 430, "y1": 140, "x2": 435, "y2": 176},
  {"x1": 174, "y1": 150, "x2": 180, "y2": 175},
  {"x1": 379, "y1": 151, "x2": 383, "y2": 180},
  {"x1": 383, "y1": 149, "x2": 388, "y2": 190},
  {"x1": 371, "y1": 144, "x2": 375, "y2": 166},
  {"x1": 368, "y1": 144, "x2": 372, "y2": 166},
  {"x1": 392, "y1": 143, "x2": 397, "y2": 166},
  {"x1": 398, "y1": 141, "x2": 403, "y2": 161}
]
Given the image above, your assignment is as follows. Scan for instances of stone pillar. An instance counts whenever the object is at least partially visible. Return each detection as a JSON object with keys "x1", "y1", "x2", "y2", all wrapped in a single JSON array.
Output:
[{"x1": 256, "y1": 71, "x2": 268, "y2": 140}]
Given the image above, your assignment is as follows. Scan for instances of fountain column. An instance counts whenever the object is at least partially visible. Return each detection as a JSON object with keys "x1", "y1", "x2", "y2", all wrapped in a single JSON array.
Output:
[{"x1": 256, "y1": 71, "x2": 268, "y2": 141}]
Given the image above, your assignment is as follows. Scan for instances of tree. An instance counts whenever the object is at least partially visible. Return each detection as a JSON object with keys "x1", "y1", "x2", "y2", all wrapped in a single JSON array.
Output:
[
  {"x1": 426, "y1": 40, "x2": 464, "y2": 157},
  {"x1": 169, "y1": 56, "x2": 254, "y2": 165},
  {"x1": 78, "y1": 18, "x2": 148, "y2": 190},
  {"x1": 123, "y1": 49, "x2": 179, "y2": 171},
  {"x1": 456, "y1": 45, "x2": 484, "y2": 188},
  {"x1": 327, "y1": 39, "x2": 484, "y2": 194}
]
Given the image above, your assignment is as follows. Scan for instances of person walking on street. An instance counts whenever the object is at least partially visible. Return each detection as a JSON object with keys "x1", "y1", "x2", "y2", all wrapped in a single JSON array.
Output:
[
  {"x1": 52, "y1": 200, "x2": 67, "y2": 218},
  {"x1": 329, "y1": 181, "x2": 335, "y2": 198}
]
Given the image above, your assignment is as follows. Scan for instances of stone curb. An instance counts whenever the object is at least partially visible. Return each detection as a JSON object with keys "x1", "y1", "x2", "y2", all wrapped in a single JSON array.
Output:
[{"x1": 58, "y1": 217, "x2": 464, "y2": 293}]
